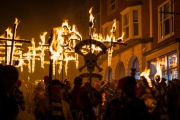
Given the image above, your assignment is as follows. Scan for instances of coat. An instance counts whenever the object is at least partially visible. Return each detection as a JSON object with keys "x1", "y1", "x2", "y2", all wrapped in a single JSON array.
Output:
[{"x1": 34, "y1": 97, "x2": 73, "y2": 120}]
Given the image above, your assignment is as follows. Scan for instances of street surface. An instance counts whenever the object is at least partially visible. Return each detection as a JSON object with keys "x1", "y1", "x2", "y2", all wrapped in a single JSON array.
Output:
[{"x1": 18, "y1": 111, "x2": 35, "y2": 120}]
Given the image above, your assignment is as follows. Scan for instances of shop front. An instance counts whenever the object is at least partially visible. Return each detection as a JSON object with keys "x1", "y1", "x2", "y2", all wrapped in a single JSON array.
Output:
[{"x1": 144, "y1": 42, "x2": 179, "y2": 80}]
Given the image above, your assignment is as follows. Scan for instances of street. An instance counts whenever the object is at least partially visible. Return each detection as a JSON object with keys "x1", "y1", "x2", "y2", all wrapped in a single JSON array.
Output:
[{"x1": 18, "y1": 111, "x2": 35, "y2": 120}]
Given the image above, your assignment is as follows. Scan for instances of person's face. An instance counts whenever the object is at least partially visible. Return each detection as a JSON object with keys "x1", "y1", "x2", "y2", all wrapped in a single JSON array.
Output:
[
  {"x1": 0, "y1": 73, "x2": 18, "y2": 92},
  {"x1": 136, "y1": 83, "x2": 140, "y2": 88},
  {"x1": 114, "y1": 83, "x2": 118, "y2": 89},
  {"x1": 83, "y1": 83, "x2": 90, "y2": 90},
  {"x1": 52, "y1": 84, "x2": 61, "y2": 96},
  {"x1": 140, "y1": 77, "x2": 144, "y2": 81},
  {"x1": 38, "y1": 83, "x2": 44, "y2": 89},
  {"x1": 44, "y1": 78, "x2": 49, "y2": 85}
]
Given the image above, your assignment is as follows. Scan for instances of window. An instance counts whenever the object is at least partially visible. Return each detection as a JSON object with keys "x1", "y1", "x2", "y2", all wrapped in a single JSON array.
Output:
[
  {"x1": 107, "y1": 0, "x2": 118, "y2": 14},
  {"x1": 158, "y1": 0, "x2": 174, "y2": 42},
  {"x1": 149, "y1": 52, "x2": 178, "y2": 80},
  {"x1": 121, "y1": 5, "x2": 142, "y2": 41},
  {"x1": 76, "y1": 10, "x2": 84, "y2": 22},
  {"x1": 133, "y1": 57, "x2": 140, "y2": 80},
  {"x1": 102, "y1": 21, "x2": 120, "y2": 39},
  {"x1": 123, "y1": 13, "x2": 129, "y2": 39}
]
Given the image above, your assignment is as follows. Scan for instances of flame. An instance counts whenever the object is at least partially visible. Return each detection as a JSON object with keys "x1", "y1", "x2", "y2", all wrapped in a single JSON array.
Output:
[
  {"x1": 89, "y1": 7, "x2": 94, "y2": 27},
  {"x1": 110, "y1": 19, "x2": 116, "y2": 33},
  {"x1": 153, "y1": 58, "x2": 162, "y2": 83},
  {"x1": 58, "y1": 61, "x2": 62, "y2": 74},
  {"x1": 62, "y1": 19, "x2": 69, "y2": 28},
  {"x1": 107, "y1": 19, "x2": 117, "y2": 66},
  {"x1": 69, "y1": 24, "x2": 82, "y2": 41},
  {"x1": 49, "y1": 27, "x2": 63, "y2": 60},
  {"x1": 40, "y1": 32, "x2": 47, "y2": 45},
  {"x1": 14, "y1": 18, "x2": 20, "y2": 25},
  {"x1": 53, "y1": 60, "x2": 56, "y2": 75},
  {"x1": 0, "y1": 33, "x2": 5, "y2": 38},
  {"x1": 30, "y1": 38, "x2": 36, "y2": 73},
  {"x1": 75, "y1": 53, "x2": 79, "y2": 69},
  {"x1": 39, "y1": 32, "x2": 47, "y2": 68},
  {"x1": 140, "y1": 68, "x2": 152, "y2": 87}
]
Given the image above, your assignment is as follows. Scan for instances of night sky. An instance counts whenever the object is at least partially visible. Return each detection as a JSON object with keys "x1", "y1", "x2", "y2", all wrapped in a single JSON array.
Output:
[
  {"x1": 0, "y1": 0, "x2": 85, "y2": 81},
  {"x1": 0, "y1": 0, "x2": 84, "y2": 40}
]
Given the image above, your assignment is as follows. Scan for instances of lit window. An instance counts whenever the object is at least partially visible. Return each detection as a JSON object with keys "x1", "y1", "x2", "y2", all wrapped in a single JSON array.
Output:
[
  {"x1": 107, "y1": 0, "x2": 118, "y2": 14},
  {"x1": 149, "y1": 52, "x2": 178, "y2": 80},
  {"x1": 158, "y1": 0, "x2": 174, "y2": 42},
  {"x1": 121, "y1": 5, "x2": 142, "y2": 41}
]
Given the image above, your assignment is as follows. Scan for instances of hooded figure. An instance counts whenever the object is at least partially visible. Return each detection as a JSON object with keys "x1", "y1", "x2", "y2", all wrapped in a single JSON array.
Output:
[{"x1": 0, "y1": 65, "x2": 19, "y2": 120}]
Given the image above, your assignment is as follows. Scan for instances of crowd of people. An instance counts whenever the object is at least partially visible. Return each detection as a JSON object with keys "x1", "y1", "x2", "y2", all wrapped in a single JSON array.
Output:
[{"x1": 1, "y1": 65, "x2": 180, "y2": 120}]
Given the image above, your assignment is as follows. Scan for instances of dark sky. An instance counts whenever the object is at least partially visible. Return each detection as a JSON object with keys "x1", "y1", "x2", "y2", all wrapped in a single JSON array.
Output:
[
  {"x1": 0, "y1": 0, "x2": 85, "y2": 81},
  {"x1": 0, "y1": 0, "x2": 85, "y2": 42}
]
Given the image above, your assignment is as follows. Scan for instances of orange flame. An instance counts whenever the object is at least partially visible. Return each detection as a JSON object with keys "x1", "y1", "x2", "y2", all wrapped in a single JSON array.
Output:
[
  {"x1": 40, "y1": 32, "x2": 47, "y2": 44},
  {"x1": 14, "y1": 18, "x2": 20, "y2": 25},
  {"x1": 69, "y1": 24, "x2": 82, "y2": 40},
  {"x1": 110, "y1": 19, "x2": 116, "y2": 33},
  {"x1": 89, "y1": 7, "x2": 94, "y2": 27},
  {"x1": 0, "y1": 33, "x2": 5, "y2": 38},
  {"x1": 140, "y1": 68, "x2": 152, "y2": 87},
  {"x1": 49, "y1": 27, "x2": 63, "y2": 60},
  {"x1": 154, "y1": 58, "x2": 162, "y2": 83}
]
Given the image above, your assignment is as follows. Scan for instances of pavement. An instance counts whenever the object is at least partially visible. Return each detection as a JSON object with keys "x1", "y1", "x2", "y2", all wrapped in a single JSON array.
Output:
[{"x1": 17, "y1": 110, "x2": 35, "y2": 120}]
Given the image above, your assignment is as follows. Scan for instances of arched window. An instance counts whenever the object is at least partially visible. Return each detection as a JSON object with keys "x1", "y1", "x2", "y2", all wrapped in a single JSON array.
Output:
[
  {"x1": 132, "y1": 57, "x2": 140, "y2": 79},
  {"x1": 115, "y1": 62, "x2": 125, "y2": 80}
]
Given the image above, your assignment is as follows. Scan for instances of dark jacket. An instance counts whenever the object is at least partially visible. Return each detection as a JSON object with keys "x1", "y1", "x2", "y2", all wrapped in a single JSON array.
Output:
[
  {"x1": 69, "y1": 86, "x2": 84, "y2": 110},
  {"x1": 0, "y1": 93, "x2": 19, "y2": 120},
  {"x1": 105, "y1": 94, "x2": 150, "y2": 120}
]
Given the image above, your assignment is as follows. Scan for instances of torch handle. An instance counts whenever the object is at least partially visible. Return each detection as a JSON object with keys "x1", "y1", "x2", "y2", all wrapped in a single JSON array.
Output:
[{"x1": 10, "y1": 23, "x2": 17, "y2": 65}]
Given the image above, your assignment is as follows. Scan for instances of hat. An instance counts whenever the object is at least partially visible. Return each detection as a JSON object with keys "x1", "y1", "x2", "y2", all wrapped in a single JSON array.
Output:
[
  {"x1": 118, "y1": 76, "x2": 136, "y2": 90},
  {"x1": 44, "y1": 75, "x2": 49, "y2": 80},
  {"x1": 17, "y1": 79, "x2": 22, "y2": 86},
  {"x1": 74, "y1": 77, "x2": 82, "y2": 85},
  {"x1": 52, "y1": 79, "x2": 63, "y2": 88},
  {"x1": 0, "y1": 65, "x2": 19, "y2": 79}
]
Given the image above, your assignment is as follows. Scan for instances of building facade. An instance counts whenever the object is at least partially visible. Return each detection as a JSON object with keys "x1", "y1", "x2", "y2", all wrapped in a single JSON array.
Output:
[{"x1": 99, "y1": 0, "x2": 180, "y2": 81}]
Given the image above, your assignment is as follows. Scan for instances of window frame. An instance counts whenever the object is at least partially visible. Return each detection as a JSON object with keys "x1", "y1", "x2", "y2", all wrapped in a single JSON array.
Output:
[
  {"x1": 149, "y1": 51, "x2": 178, "y2": 80},
  {"x1": 121, "y1": 5, "x2": 142, "y2": 41},
  {"x1": 102, "y1": 21, "x2": 119, "y2": 39},
  {"x1": 158, "y1": 0, "x2": 174, "y2": 42},
  {"x1": 107, "y1": 0, "x2": 118, "y2": 15}
]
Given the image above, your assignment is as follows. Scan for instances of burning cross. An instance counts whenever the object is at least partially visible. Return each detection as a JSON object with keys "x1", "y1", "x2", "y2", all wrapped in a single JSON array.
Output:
[{"x1": 0, "y1": 18, "x2": 31, "y2": 65}]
